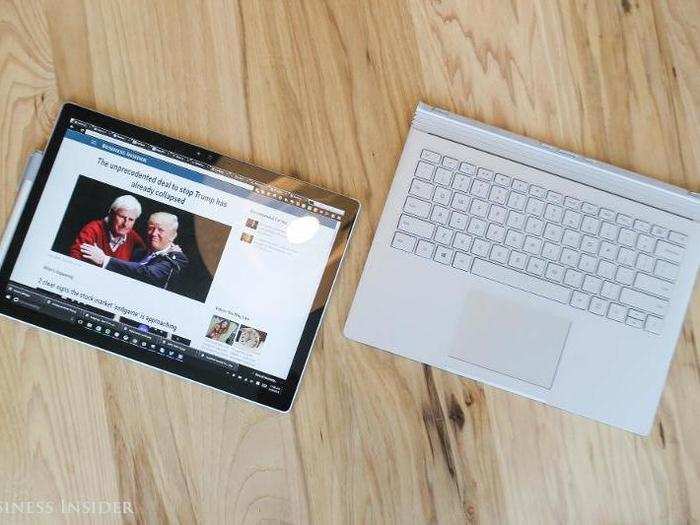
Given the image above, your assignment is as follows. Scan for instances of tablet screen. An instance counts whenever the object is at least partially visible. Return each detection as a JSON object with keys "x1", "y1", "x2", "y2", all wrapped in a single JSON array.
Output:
[{"x1": 1, "y1": 105, "x2": 358, "y2": 410}]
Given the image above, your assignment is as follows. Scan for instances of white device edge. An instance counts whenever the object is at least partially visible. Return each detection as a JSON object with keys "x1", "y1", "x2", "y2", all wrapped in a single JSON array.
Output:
[
  {"x1": 0, "y1": 151, "x2": 43, "y2": 265},
  {"x1": 413, "y1": 102, "x2": 700, "y2": 221}
]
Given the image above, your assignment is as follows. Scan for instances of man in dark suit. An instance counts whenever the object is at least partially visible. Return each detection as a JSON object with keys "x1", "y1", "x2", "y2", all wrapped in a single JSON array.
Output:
[{"x1": 80, "y1": 212, "x2": 188, "y2": 290}]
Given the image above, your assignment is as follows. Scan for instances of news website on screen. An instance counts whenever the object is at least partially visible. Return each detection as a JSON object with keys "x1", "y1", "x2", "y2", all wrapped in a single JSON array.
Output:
[{"x1": 5, "y1": 118, "x2": 344, "y2": 396}]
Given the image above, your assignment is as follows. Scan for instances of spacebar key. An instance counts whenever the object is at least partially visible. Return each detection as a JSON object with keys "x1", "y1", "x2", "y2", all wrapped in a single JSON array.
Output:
[{"x1": 471, "y1": 259, "x2": 571, "y2": 304}]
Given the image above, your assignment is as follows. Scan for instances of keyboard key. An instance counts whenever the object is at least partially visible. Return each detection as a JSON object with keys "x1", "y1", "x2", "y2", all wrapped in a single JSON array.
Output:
[
  {"x1": 560, "y1": 248, "x2": 579, "y2": 267},
  {"x1": 616, "y1": 214, "x2": 633, "y2": 228},
  {"x1": 542, "y1": 242, "x2": 561, "y2": 261},
  {"x1": 544, "y1": 223, "x2": 564, "y2": 242},
  {"x1": 523, "y1": 236, "x2": 542, "y2": 255},
  {"x1": 431, "y1": 206, "x2": 449, "y2": 224},
  {"x1": 489, "y1": 245, "x2": 509, "y2": 264},
  {"x1": 589, "y1": 297, "x2": 608, "y2": 316},
  {"x1": 505, "y1": 230, "x2": 525, "y2": 249},
  {"x1": 470, "y1": 179, "x2": 491, "y2": 198},
  {"x1": 486, "y1": 224, "x2": 506, "y2": 243},
  {"x1": 607, "y1": 303, "x2": 627, "y2": 322},
  {"x1": 570, "y1": 291, "x2": 590, "y2": 310},
  {"x1": 600, "y1": 222, "x2": 618, "y2": 241},
  {"x1": 581, "y1": 216, "x2": 600, "y2": 235},
  {"x1": 472, "y1": 258, "x2": 571, "y2": 303},
  {"x1": 435, "y1": 226, "x2": 454, "y2": 245},
  {"x1": 507, "y1": 211, "x2": 526, "y2": 230},
  {"x1": 563, "y1": 210, "x2": 582, "y2": 229},
  {"x1": 545, "y1": 263, "x2": 565, "y2": 282},
  {"x1": 668, "y1": 230, "x2": 687, "y2": 245},
  {"x1": 476, "y1": 168, "x2": 494, "y2": 180},
  {"x1": 601, "y1": 281, "x2": 621, "y2": 300},
  {"x1": 525, "y1": 216, "x2": 545, "y2": 236},
  {"x1": 579, "y1": 254, "x2": 597, "y2": 273},
  {"x1": 434, "y1": 167, "x2": 453, "y2": 186},
  {"x1": 410, "y1": 179, "x2": 434, "y2": 200},
  {"x1": 617, "y1": 247, "x2": 635, "y2": 266},
  {"x1": 494, "y1": 173, "x2": 511, "y2": 186},
  {"x1": 654, "y1": 240, "x2": 683, "y2": 263},
  {"x1": 615, "y1": 266, "x2": 635, "y2": 286},
  {"x1": 654, "y1": 259, "x2": 679, "y2": 281},
  {"x1": 626, "y1": 311, "x2": 645, "y2": 329},
  {"x1": 634, "y1": 220, "x2": 651, "y2": 233},
  {"x1": 398, "y1": 214, "x2": 435, "y2": 238},
  {"x1": 404, "y1": 196, "x2": 431, "y2": 218},
  {"x1": 453, "y1": 252, "x2": 472, "y2": 271},
  {"x1": 453, "y1": 232, "x2": 473, "y2": 251},
  {"x1": 530, "y1": 186, "x2": 547, "y2": 199},
  {"x1": 596, "y1": 260, "x2": 616, "y2": 280},
  {"x1": 489, "y1": 186, "x2": 508, "y2": 205},
  {"x1": 470, "y1": 198, "x2": 489, "y2": 217},
  {"x1": 634, "y1": 273, "x2": 673, "y2": 298},
  {"x1": 635, "y1": 253, "x2": 654, "y2": 273},
  {"x1": 651, "y1": 224, "x2": 667, "y2": 237},
  {"x1": 564, "y1": 269, "x2": 584, "y2": 288},
  {"x1": 434, "y1": 246, "x2": 454, "y2": 265},
  {"x1": 507, "y1": 192, "x2": 527, "y2": 211},
  {"x1": 580, "y1": 236, "x2": 599, "y2": 254},
  {"x1": 451, "y1": 192, "x2": 470, "y2": 211},
  {"x1": 511, "y1": 179, "x2": 529, "y2": 193},
  {"x1": 544, "y1": 203, "x2": 564, "y2": 223},
  {"x1": 527, "y1": 257, "x2": 546, "y2": 276},
  {"x1": 433, "y1": 186, "x2": 452, "y2": 206},
  {"x1": 547, "y1": 191, "x2": 563, "y2": 205},
  {"x1": 620, "y1": 288, "x2": 669, "y2": 317},
  {"x1": 449, "y1": 211, "x2": 468, "y2": 230},
  {"x1": 452, "y1": 173, "x2": 471, "y2": 192},
  {"x1": 636, "y1": 234, "x2": 655, "y2": 253},
  {"x1": 559, "y1": 230, "x2": 579, "y2": 249},
  {"x1": 392, "y1": 232, "x2": 416, "y2": 252},
  {"x1": 415, "y1": 161, "x2": 435, "y2": 180},
  {"x1": 599, "y1": 241, "x2": 618, "y2": 260},
  {"x1": 442, "y1": 156, "x2": 459, "y2": 170},
  {"x1": 415, "y1": 239, "x2": 435, "y2": 258},
  {"x1": 471, "y1": 238, "x2": 491, "y2": 257},
  {"x1": 421, "y1": 149, "x2": 441, "y2": 163},
  {"x1": 459, "y1": 162, "x2": 476, "y2": 175},
  {"x1": 564, "y1": 197, "x2": 581, "y2": 209},
  {"x1": 525, "y1": 198, "x2": 545, "y2": 216},
  {"x1": 508, "y1": 251, "x2": 527, "y2": 270},
  {"x1": 645, "y1": 316, "x2": 663, "y2": 335},
  {"x1": 467, "y1": 217, "x2": 487, "y2": 237},
  {"x1": 581, "y1": 202, "x2": 598, "y2": 215},
  {"x1": 488, "y1": 205, "x2": 507, "y2": 224},
  {"x1": 618, "y1": 228, "x2": 636, "y2": 247},
  {"x1": 582, "y1": 275, "x2": 602, "y2": 294},
  {"x1": 599, "y1": 208, "x2": 615, "y2": 222}
]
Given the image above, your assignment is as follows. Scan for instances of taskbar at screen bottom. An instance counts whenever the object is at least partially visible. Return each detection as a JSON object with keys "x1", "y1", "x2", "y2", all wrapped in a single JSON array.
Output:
[{"x1": 3, "y1": 282, "x2": 284, "y2": 397}]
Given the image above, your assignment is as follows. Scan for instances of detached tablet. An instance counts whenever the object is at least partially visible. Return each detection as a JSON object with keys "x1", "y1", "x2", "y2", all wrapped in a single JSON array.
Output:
[{"x1": 0, "y1": 103, "x2": 359, "y2": 411}]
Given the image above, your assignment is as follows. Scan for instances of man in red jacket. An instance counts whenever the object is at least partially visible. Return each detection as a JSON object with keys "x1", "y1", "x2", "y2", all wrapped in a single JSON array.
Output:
[{"x1": 69, "y1": 195, "x2": 145, "y2": 264}]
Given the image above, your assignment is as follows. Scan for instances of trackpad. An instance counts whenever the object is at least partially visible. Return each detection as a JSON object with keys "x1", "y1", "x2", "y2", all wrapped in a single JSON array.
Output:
[{"x1": 448, "y1": 289, "x2": 571, "y2": 389}]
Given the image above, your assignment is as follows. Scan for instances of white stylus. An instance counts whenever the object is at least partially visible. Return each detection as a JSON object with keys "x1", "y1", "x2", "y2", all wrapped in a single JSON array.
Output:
[{"x1": 0, "y1": 151, "x2": 43, "y2": 265}]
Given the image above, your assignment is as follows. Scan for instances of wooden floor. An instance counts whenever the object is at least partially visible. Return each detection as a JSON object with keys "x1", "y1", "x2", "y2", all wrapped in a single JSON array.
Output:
[{"x1": 0, "y1": 1, "x2": 698, "y2": 523}]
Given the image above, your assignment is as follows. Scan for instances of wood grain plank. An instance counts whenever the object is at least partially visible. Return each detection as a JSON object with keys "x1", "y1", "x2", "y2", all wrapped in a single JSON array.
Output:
[{"x1": 0, "y1": 0, "x2": 697, "y2": 523}]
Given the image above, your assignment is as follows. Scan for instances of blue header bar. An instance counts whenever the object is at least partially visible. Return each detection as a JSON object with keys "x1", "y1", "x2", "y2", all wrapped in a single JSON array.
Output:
[{"x1": 64, "y1": 129, "x2": 337, "y2": 228}]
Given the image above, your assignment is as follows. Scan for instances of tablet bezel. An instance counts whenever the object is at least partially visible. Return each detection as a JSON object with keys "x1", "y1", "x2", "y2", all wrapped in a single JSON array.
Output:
[{"x1": 0, "y1": 103, "x2": 359, "y2": 412}]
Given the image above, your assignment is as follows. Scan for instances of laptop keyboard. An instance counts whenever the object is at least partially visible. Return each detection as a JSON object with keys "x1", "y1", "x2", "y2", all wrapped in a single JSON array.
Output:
[{"x1": 391, "y1": 149, "x2": 689, "y2": 335}]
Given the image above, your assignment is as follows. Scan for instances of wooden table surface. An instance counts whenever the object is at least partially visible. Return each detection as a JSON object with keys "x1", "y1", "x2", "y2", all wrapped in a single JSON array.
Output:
[{"x1": 0, "y1": 1, "x2": 698, "y2": 523}]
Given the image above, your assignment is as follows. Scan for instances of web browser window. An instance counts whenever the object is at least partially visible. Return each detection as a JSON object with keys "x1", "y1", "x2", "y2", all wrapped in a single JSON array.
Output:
[{"x1": 6, "y1": 117, "x2": 346, "y2": 396}]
